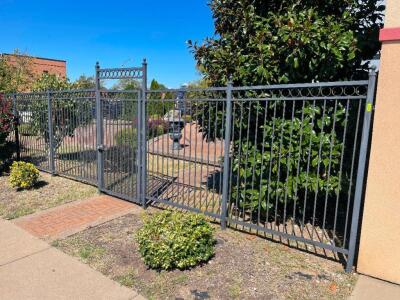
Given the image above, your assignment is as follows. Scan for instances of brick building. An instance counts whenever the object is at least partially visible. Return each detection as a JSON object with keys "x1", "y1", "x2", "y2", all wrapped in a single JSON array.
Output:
[{"x1": 1, "y1": 53, "x2": 66, "y2": 78}]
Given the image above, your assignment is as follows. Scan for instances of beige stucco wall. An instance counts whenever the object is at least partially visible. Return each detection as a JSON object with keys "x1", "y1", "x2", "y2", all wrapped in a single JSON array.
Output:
[
  {"x1": 357, "y1": 0, "x2": 400, "y2": 285},
  {"x1": 384, "y1": 0, "x2": 400, "y2": 28}
]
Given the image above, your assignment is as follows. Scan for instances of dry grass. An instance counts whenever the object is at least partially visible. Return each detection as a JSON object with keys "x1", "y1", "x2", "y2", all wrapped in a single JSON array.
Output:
[
  {"x1": 147, "y1": 154, "x2": 193, "y2": 177},
  {"x1": 0, "y1": 171, "x2": 97, "y2": 220},
  {"x1": 55, "y1": 208, "x2": 357, "y2": 300}
]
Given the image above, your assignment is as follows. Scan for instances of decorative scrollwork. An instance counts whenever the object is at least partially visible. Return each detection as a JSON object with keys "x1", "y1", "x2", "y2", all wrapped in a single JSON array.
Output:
[{"x1": 97, "y1": 67, "x2": 144, "y2": 79}]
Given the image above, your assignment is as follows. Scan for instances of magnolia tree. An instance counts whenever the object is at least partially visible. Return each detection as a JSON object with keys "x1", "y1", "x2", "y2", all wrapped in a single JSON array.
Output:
[{"x1": 189, "y1": 0, "x2": 384, "y2": 218}]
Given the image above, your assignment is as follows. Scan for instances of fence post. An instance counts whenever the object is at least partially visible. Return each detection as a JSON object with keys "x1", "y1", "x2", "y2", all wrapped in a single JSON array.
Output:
[
  {"x1": 221, "y1": 80, "x2": 233, "y2": 229},
  {"x1": 95, "y1": 62, "x2": 104, "y2": 192},
  {"x1": 140, "y1": 58, "x2": 147, "y2": 208},
  {"x1": 47, "y1": 91, "x2": 55, "y2": 174},
  {"x1": 346, "y1": 67, "x2": 377, "y2": 272},
  {"x1": 12, "y1": 94, "x2": 20, "y2": 161}
]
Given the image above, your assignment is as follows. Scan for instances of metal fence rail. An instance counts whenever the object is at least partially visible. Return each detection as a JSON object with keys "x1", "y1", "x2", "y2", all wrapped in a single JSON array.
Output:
[{"x1": 8, "y1": 63, "x2": 377, "y2": 272}]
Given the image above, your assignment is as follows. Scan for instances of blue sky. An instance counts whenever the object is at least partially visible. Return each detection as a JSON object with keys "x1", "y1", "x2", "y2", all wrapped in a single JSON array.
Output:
[{"x1": 0, "y1": 0, "x2": 214, "y2": 87}]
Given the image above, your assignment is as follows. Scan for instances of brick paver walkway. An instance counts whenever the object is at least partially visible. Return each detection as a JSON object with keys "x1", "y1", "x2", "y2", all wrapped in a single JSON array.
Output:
[{"x1": 14, "y1": 195, "x2": 137, "y2": 240}]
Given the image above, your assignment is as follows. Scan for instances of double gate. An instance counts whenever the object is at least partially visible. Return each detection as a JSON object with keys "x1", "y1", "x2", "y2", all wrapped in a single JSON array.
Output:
[{"x1": 9, "y1": 62, "x2": 377, "y2": 272}]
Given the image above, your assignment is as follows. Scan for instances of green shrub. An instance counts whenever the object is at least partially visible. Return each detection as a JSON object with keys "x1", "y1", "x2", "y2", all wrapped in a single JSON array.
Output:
[
  {"x1": 115, "y1": 128, "x2": 137, "y2": 146},
  {"x1": 136, "y1": 211, "x2": 216, "y2": 270},
  {"x1": 18, "y1": 123, "x2": 38, "y2": 136},
  {"x1": 9, "y1": 161, "x2": 40, "y2": 189}
]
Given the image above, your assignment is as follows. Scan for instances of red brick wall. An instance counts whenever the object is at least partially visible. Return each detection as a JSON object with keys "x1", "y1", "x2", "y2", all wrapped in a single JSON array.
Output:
[
  {"x1": 30, "y1": 57, "x2": 66, "y2": 78},
  {"x1": 4, "y1": 54, "x2": 66, "y2": 78}
]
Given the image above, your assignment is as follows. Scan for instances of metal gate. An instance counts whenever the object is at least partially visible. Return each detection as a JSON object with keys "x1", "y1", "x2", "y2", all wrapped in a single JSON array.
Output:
[
  {"x1": 9, "y1": 62, "x2": 377, "y2": 272},
  {"x1": 95, "y1": 61, "x2": 147, "y2": 204}
]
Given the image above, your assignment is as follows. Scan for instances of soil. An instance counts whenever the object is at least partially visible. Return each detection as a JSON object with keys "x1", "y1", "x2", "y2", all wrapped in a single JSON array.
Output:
[{"x1": 54, "y1": 207, "x2": 357, "y2": 300}]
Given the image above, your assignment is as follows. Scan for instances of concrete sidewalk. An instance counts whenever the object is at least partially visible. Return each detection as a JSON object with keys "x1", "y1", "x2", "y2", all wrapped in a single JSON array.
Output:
[
  {"x1": 349, "y1": 274, "x2": 400, "y2": 300},
  {"x1": 0, "y1": 218, "x2": 145, "y2": 300}
]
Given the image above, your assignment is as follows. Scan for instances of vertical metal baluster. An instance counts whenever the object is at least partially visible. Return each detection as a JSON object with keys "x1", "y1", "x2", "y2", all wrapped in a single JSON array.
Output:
[
  {"x1": 187, "y1": 97, "x2": 193, "y2": 205},
  {"x1": 241, "y1": 99, "x2": 253, "y2": 229},
  {"x1": 141, "y1": 59, "x2": 147, "y2": 207},
  {"x1": 322, "y1": 100, "x2": 338, "y2": 239},
  {"x1": 346, "y1": 69, "x2": 377, "y2": 272},
  {"x1": 266, "y1": 99, "x2": 278, "y2": 231},
  {"x1": 12, "y1": 94, "x2": 21, "y2": 161},
  {"x1": 212, "y1": 95, "x2": 219, "y2": 214},
  {"x1": 47, "y1": 91, "x2": 55, "y2": 174},
  {"x1": 234, "y1": 100, "x2": 244, "y2": 223},
  {"x1": 221, "y1": 81, "x2": 232, "y2": 229},
  {"x1": 217, "y1": 96, "x2": 225, "y2": 215},
  {"x1": 333, "y1": 99, "x2": 350, "y2": 246},
  {"x1": 193, "y1": 95, "x2": 199, "y2": 208},
  {"x1": 137, "y1": 90, "x2": 142, "y2": 202},
  {"x1": 205, "y1": 100, "x2": 212, "y2": 211},
  {"x1": 282, "y1": 100, "x2": 296, "y2": 237},
  {"x1": 273, "y1": 100, "x2": 286, "y2": 235},
  {"x1": 95, "y1": 62, "x2": 104, "y2": 192},
  {"x1": 249, "y1": 95, "x2": 260, "y2": 225},
  {"x1": 257, "y1": 100, "x2": 269, "y2": 227},
  {"x1": 301, "y1": 100, "x2": 317, "y2": 237},
  {"x1": 291, "y1": 100, "x2": 306, "y2": 236},
  {"x1": 311, "y1": 99, "x2": 327, "y2": 242}
]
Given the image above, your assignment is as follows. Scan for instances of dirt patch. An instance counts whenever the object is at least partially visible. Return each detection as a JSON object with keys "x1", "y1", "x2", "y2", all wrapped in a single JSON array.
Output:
[
  {"x1": 54, "y1": 208, "x2": 357, "y2": 300},
  {"x1": 0, "y1": 171, "x2": 97, "y2": 220}
]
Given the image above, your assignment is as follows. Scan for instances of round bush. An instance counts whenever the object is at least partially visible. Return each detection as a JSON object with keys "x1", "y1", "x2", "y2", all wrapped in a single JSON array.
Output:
[
  {"x1": 9, "y1": 161, "x2": 40, "y2": 189},
  {"x1": 136, "y1": 211, "x2": 216, "y2": 270}
]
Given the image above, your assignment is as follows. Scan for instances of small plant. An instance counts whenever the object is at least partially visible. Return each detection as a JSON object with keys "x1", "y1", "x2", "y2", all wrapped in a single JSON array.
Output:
[
  {"x1": 9, "y1": 161, "x2": 40, "y2": 189},
  {"x1": 136, "y1": 211, "x2": 216, "y2": 270}
]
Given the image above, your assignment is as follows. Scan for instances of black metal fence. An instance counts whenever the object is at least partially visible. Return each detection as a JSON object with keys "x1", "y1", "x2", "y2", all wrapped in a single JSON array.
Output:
[{"x1": 8, "y1": 63, "x2": 377, "y2": 272}]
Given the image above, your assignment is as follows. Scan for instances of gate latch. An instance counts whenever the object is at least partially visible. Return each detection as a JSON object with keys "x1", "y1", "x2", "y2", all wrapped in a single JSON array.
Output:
[{"x1": 97, "y1": 144, "x2": 105, "y2": 152}]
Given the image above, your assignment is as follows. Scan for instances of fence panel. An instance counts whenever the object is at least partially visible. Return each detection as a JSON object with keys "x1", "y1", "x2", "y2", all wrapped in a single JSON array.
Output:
[
  {"x1": 13, "y1": 93, "x2": 50, "y2": 171},
  {"x1": 51, "y1": 90, "x2": 97, "y2": 183},
  {"x1": 226, "y1": 81, "x2": 370, "y2": 260},
  {"x1": 145, "y1": 88, "x2": 227, "y2": 218}
]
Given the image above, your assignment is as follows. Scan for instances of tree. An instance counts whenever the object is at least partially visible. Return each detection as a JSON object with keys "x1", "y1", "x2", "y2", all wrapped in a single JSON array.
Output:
[
  {"x1": 189, "y1": 0, "x2": 384, "y2": 221},
  {"x1": 30, "y1": 74, "x2": 92, "y2": 151},
  {"x1": 148, "y1": 79, "x2": 173, "y2": 117},
  {"x1": 71, "y1": 75, "x2": 96, "y2": 89},
  {"x1": 0, "y1": 50, "x2": 34, "y2": 93},
  {"x1": 32, "y1": 73, "x2": 70, "y2": 92},
  {"x1": 189, "y1": 0, "x2": 384, "y2": 85},
  {"x1": 111, "y1": 78, "x2": 140, "y2": 90}
]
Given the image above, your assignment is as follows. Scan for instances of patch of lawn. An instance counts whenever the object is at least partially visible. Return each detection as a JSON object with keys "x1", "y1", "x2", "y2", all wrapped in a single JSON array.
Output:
[
  {"x1": 78, "y1": 245, "x2": 106, "y2": 262},
  {"x1": 0, "y1": 172, "x2": 97, "y2": 220},
  {"x1": 114, "y1": 270, "x2": 137, "y2": 288}
]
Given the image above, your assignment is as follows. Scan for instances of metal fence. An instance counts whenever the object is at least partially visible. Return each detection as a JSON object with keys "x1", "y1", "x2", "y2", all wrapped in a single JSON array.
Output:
[{"x1": 8, "y1": 63, "x2": 377, "y2": 272}]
